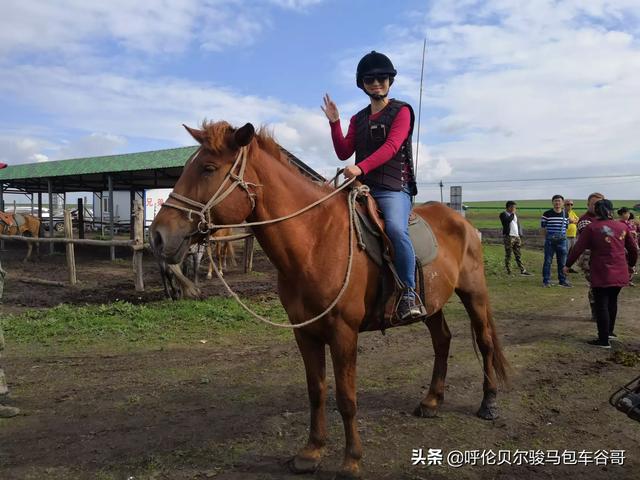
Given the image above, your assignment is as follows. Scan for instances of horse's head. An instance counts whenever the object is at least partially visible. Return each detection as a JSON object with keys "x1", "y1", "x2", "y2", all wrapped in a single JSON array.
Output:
[{"x1": 150, "y1": 121, "x2": 257, "y2": 264}]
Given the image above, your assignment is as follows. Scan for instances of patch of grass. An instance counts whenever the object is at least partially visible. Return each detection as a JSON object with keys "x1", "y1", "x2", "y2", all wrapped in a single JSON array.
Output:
[
  {"x1": 610, "y1": 349, "x2": 640, "y2": 367},
  {"x1": 464, "y1": 198, "x2": 638, "y2": 230},
  {"x1": 1, "y1": 297, "x2": 292, "y2": 350}
]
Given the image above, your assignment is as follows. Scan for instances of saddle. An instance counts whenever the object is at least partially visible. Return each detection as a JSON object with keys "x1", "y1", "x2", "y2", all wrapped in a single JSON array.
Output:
[
  {"x1": 0, "y1": 212, "x2": 25, "y2": 233},
  {"x1": 353, "y1": 186, "x2": 439, "y2": 332}
]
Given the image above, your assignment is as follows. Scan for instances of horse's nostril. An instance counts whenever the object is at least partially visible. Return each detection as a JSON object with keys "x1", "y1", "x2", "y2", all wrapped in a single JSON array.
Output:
[{"x1": 152, "y1": 230, "x2": 164, "y2": 251}]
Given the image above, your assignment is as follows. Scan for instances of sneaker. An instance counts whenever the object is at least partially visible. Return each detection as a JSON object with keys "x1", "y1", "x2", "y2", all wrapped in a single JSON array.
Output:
[
  {"x1": 559, "y1": 282, "x2": 573, "y2": 288},
  {"x1": 520, "y1": 270, "x2": 533, "y2": 276},
  {"x1": 609, "y1": 333, "x2": 618, "y2": 339},
  {"x1": 587, "y1": 339, "x2": 611, "y2": 349},
  {"x1": 397, "y1": 294, "x2": 425, "y2": 321},
  {"x1": 543, "y1": 283, "x2": 552, "y2": 288}
]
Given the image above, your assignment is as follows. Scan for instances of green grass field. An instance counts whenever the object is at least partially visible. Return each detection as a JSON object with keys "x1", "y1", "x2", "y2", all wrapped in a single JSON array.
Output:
[
  {"x1": 0, "y1": 245, "x2": 564, "y2": 350},
  {"x1": 464, "y1": 199, "x2": 639, "y2": 229}
]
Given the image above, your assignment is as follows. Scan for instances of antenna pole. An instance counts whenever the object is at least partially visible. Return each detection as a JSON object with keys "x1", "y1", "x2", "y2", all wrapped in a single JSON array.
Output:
[{"x1": 414, "y1": 37, "x2": 427, "y2": 203}]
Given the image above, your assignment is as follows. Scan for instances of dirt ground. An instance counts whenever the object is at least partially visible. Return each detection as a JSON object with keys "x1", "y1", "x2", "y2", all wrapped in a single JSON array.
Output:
[{"x1": 1, "y1": 242, "x2": 640, "y2": 480}]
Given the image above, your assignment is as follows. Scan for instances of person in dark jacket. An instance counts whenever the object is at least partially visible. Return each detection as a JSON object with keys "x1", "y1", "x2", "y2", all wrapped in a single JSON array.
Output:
[
  {"x1": 499, "y1": 201, "x2": 532, "y2": 276},
  {"x1": 322, "y1": 51, "x2": 423, "y2": 321},
  {"x1": 564, "y1": 200, "x2": 639, "y2": 348}
]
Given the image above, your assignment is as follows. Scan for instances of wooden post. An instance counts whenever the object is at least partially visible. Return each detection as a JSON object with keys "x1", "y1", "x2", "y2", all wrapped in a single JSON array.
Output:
[
  {"x1": 64, "y1": 209, "x2": 77, "y2": 285},
  {"x1": 243, "y1": 235, "x2": 255, "y2": 273},
  {"x1": 132, "y1": 200, "x2": 144, "y2": 291},
  {"x1": 48, "y1": 179, "x2": 54, "y2": 254},
  {"x1": 108, "y1": 175, "x2": 115, "y2": 261},
  {"x1": 77, "y1": 198, "x2": 85, "y2": 239}
]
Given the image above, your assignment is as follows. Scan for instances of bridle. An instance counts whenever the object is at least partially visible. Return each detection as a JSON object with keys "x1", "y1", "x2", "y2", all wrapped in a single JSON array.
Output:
[
  {"x1": 162, "y1": 146, "x2": 260, "y2": 235},
  {"x1": 157, "y1": 142, "x2": 366, "y2": 329}
]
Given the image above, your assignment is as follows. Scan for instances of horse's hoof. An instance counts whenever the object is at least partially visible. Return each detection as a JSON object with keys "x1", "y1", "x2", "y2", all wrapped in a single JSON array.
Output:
[
  {"x1": 334, "y1": 469, "x2": 362, "y2": 480},
  {"x1": 477, "y1": 404, "x2": 499, "y2": 420},
  {"x1": 286, "y1": 455, "x2": 321, "y2": 474},
  {"x1": 413, "y1": 404, "x2": 438, "y2": 418}
]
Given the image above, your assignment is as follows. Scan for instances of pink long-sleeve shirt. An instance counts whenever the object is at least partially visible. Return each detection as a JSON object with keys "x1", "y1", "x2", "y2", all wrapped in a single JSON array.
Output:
[{"x1": 329, "y1": 104, "x2": 411, "y2": 175}]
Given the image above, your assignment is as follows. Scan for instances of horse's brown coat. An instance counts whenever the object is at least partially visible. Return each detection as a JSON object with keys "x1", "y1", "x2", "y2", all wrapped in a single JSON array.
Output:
[{"x1": 150, "y1": 121, "x2": 508, "y2": 479}]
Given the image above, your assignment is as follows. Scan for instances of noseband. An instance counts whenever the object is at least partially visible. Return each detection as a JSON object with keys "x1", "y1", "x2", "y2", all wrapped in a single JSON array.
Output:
[{"x1": 162, "y1": 146, "x2": 259, "y2": 235}]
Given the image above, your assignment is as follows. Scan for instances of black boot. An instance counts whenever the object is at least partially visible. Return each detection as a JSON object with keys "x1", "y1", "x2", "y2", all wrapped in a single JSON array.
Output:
[{"x1": 397, "y1": 291, "x2": 426, "y2": 322}]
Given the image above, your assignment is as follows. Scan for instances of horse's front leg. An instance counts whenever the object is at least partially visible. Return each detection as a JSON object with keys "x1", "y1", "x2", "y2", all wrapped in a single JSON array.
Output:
[
  {"x1": 24, "y1": 241, "x2": 32, "y2": 263},
  {"x1": 330, "y1": 325, "x2": 362, "y2": 479},
  {"x1": 288, "y1": 330, "x2": 327, "y2": 473}
]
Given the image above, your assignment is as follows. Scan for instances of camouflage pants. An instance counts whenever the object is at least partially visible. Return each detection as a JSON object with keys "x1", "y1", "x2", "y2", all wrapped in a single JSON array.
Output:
[
  {"x1": 0, "y1": 326, "x2": 7, "y2": 396},
  {"x1": 503, "y1": 235, "x2": 525, "y2": 274},
  {"x1": 0, "y1": 259, "x2": 5, "y2": 300}
]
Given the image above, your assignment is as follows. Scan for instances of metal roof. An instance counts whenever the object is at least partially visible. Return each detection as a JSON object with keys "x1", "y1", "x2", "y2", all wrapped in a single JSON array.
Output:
[{"x1": 0, "y1": 145, "x2": 325, "y2": 193}]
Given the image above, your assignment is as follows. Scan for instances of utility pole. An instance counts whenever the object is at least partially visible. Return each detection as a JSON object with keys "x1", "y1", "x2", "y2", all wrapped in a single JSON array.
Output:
[{"x1": 439, "y1": 180, "x2": 444, "y2": 203}]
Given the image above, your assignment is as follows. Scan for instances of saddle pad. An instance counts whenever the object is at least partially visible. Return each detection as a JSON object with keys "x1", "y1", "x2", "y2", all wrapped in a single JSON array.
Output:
[
  {"x1": 14, "y1": 213, "x2": 26, "y2": 228},
  {"x1": 355, "y1": 209, "x2": 438, "y2": 267},
  {"x1": 409, "y1": 214, "x2": 438, "y2": 265}
]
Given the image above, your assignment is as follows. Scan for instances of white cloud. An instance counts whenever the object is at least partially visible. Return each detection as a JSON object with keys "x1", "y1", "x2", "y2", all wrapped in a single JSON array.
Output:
[
  {"x1": 366, "y1": 0, "x2": 640, "y2": 199},
  {"x1": 0, "y1": 0, "x2": 325, "y2": 57},
  {"x1": 56, "y1": 133, "x2": 128, "y2": 160},
  {"x1": 0, "y1": 134, "x2": 52, "y2": 165}
]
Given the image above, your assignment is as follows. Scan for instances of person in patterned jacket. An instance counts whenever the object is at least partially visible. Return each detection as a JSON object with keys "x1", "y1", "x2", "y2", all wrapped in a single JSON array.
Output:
[{"x1": 577, "y1": 192, "x2": 605, "y2": 320}]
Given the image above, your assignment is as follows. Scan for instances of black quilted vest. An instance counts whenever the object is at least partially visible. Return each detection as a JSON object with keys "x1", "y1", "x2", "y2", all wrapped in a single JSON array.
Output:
[{"x1": 354, "y1": 99, "x2": 417, "y2": 195}]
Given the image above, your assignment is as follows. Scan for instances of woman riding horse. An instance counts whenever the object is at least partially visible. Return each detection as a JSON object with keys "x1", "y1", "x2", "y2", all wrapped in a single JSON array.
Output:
[{"x1": 322, "y1": 51, "x2": 421, "y2": 322}]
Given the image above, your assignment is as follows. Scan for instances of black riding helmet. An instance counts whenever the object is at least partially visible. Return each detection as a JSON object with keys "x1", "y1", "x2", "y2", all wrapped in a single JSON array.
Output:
[{"x1": 356, "y1": 51, "x2": 397, "y2": 90}]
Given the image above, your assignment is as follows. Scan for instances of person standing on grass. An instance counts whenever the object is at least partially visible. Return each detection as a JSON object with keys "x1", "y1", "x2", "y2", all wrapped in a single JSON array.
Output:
[
  {"x1": 541, "y1": 194, "x2": 571, "y2": 287},
  {"x1": 499, "y1": 201, "x2": 532, "y2": 276},
  {"x1": 565, "y1": 199, "x2": 579, "y2": 272},
  {"x1": 578, "y1": 192, "x2": 605, "y2": 319},
  {"x1": 0, "y1": 323, "x2": 21, "y2": 418},
  {"x1": 618, "y1": 207, "x2": 638, "y2": 286},
  {"x1": 564, "y1": 200, "x2": 638, "y2": 348}
]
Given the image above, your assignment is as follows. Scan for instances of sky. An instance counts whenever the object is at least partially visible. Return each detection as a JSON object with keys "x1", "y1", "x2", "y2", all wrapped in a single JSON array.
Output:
[{"x1": 1, "y1": 0, "x2": 639, "y2": 203}]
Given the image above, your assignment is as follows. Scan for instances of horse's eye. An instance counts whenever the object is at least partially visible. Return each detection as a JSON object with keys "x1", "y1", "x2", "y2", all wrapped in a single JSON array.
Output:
[{"x1": 203, "y1": 165, "x2": 217, "y2": 173}]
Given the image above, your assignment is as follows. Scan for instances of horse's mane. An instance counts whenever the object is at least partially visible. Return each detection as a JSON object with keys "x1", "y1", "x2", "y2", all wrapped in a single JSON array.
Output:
[{"x1": 200, "y1": 120, "x2": 332, "y2": 192}]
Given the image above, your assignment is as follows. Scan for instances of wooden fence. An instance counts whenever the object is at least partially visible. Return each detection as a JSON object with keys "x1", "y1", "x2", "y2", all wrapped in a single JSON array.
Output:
[{"x1": 0, "y1": 200, "x2": 255, "y2": 290}]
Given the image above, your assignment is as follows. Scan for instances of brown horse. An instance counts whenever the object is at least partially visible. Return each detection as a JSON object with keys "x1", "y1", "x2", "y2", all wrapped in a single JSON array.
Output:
[
  {"x1": 0, "y1": 212, "x2": 42, "y2": 262},
  {"x1": 206, "y1": 228, "x2": 237, "y2": 279},
  {"x1": 150, "y1": 121, "x2": 508, "y2": 479}
]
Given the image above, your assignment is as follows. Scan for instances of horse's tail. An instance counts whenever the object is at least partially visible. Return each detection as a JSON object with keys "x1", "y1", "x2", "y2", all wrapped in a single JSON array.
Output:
[
  {"x1": 486, "y1": 304, "x2": 509, "y2": 386},
  {"x1": 469, "y1": 305, "x2": 509, "y2": 387}
]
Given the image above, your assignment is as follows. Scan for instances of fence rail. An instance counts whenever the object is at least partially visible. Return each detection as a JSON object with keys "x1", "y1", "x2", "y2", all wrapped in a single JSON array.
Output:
[{"x1": 1, "y1": 202, "x2": 256, "y2": 291}]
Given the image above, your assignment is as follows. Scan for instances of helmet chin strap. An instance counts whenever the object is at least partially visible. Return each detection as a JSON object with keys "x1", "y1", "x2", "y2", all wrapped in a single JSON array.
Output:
[{"x1": 365, "y1": 91, "x2": 388, "y2": 101}]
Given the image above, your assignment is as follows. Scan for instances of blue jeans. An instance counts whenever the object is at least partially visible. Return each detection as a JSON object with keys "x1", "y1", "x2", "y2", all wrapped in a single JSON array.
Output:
[
  {"x1": 543, "y1": 236, "x2": 568, "y2": 285},
  {"x1": 370, "y1": 186, "x2": 415, "y2": 290}
]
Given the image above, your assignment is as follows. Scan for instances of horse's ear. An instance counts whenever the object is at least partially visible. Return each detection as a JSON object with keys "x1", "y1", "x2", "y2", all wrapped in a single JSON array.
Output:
[
  {"x1": 183, "y1": 124, "x2": 206, "y2": 145},
  {"x1": 234, "y1": 123, "x2": 255, "y2": 148}
]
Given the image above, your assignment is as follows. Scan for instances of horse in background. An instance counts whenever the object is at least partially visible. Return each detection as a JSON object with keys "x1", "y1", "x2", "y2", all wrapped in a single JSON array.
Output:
[
  {"x1": 206, "y1": 228, "x2": 237, "y2": 279},
  {"x1": 0, "y1": 212, "x2": 42, "y2": 262}
]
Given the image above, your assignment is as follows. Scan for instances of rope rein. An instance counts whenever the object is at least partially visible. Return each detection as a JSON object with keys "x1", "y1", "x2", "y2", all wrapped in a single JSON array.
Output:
[
  {"x1": 161, "y1": 144, "x2": 366, "y2": 328},
  {"x1": 210, "y1": 186, "x2": 367, "y2": 329}
]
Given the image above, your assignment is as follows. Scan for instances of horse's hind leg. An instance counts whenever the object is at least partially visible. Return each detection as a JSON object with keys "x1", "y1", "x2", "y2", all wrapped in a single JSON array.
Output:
[
  {"x1": 457, "y1": 289, "x2": 500, "y2": 420},
  {"x1": 414, "y1": 309, "x2": 451, "y2": 418},
  {"x1": 288, "y1": 331, "x2": 327, "y2": 474}
]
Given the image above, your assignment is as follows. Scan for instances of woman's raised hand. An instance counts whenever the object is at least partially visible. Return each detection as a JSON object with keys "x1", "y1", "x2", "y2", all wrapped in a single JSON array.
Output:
[{"x1": 321, "y1": 93, "x2": 340, "y2": 123}]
